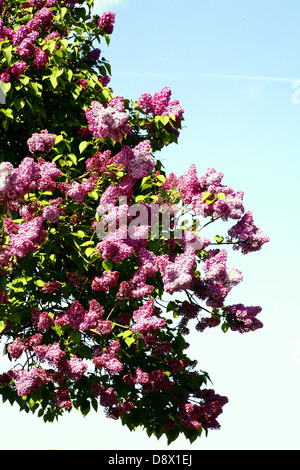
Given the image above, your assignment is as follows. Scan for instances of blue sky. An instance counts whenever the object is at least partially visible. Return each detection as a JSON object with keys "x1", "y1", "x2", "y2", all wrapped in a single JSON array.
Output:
[{"x1": 1, "y1": 0, "x2": 300, "y2": 450}]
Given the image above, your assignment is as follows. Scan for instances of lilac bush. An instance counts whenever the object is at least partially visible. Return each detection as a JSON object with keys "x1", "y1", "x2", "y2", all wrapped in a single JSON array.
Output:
[{"x1": 0, "y1": 0, "x2": 269, "y2": 444}]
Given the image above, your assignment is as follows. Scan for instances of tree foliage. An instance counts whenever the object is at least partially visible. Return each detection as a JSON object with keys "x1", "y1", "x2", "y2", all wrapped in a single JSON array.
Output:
[{"x1": 0, "y1": 0, "x2": 269, "y2": 444}]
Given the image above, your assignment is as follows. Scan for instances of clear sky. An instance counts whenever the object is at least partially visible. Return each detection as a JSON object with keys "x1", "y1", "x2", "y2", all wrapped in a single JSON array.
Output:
[{"x1": 1, "y1": 0, "x2": 300, "y2": 450}]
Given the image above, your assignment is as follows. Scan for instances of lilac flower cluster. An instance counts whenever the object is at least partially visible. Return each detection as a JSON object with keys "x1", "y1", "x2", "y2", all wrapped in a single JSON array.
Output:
[
  {"x1": 112, "y1": 140, "x2": 155, "y2": 179},
  {"x1": 0, "y1": 61, "x2": 28, "y2": 82},
  {"x1": 92, "y1": 271, "x2": 119, "y2": 292},
  {"x1": 9, "y1": 216, "x2": 47, "y2": 258},
  {"x1": 228, "y1": 211, "x2": 270, "y2": 254},
  {"x1": 92, "y1": 384, "x2": 134, "y2": 418},
  {"x1": 157, "y1": 248, "x2": 196, "y2": 294},
  {"x1": 131, "y1": 298, "x2": 166, "y2": 334},
  {"x1": 27, "y1": 129, "x2": 56, "y2": 154},
  {"x1": 12, "y1": 367, "x2": 50, "y2": 397},
  {"x1": 177, "y1": 165, "x2": 245, "y2": 221},
  {"x1": 66, "y1": 175, "x2": 98, "y2": 204},
  {"x1": 96, "y1": 11, "x2": 116, "y2": 34},
  {"x1": 93, "y1": 340, "x2": 123, "y2": 375},
  {"x1": 97, "y1": 225, "x2": 149, "y2": 263},
  {"x1": 137, "y1": 86, "x2": 184, "y2": 128},
  {"x1": 225, "y1": 304, "x2": 263, "y2": 333},
  {"x1": 123, "y1": 366, "x2": 172, "y2": 393},
  {"x1": 31, "y1": 308, "x2": 54, "y2": 332},
  {"x1": 85, "y1": 97, "x2": 131, "y2": 142},
  {"x1": 178, "y1": 389, "x2": 229, "y2": 431},
  {"x1": 55, "y1": 299, "x2": 107, "y2": 334}
]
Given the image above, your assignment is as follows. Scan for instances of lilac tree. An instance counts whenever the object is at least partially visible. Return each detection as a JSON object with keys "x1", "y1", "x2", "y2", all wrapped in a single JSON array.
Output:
[{"x1": 0, "y1": 0, "x2": 269, "y2": 444}]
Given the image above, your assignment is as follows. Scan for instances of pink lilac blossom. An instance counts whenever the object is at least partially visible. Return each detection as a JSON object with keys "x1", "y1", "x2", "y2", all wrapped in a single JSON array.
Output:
[
  {"x1": 35, "y1": 7, "x2": 54, "y2": 27},
  {"x1": 197, "y1": 389, "x2": 229, "y2": 430},
  {"x1": 7, "y1": 337, "x2": 26, "y2": 360},
  {"x1": 203, "y1": 249, "x2": 243, "y2": 289},
  {"x1": 97, "y1": 175, "x2": 135, "y2": 209},
  {"x1": 131, "y1": 298, "x2": 166, "y2": 334},
  {"x1": 41, "y1": 281, "x2": 61, "y2": 293},
  {"x1": 30, "y1": 308, "x2": 54, "y2": 332},
  {"x1": 59, "y1": 356, "x2": 87, "y2": 381},
  {"x1": 177, "y1": 164, "x2": 199, "y2": 204},
  {"x1": 225, "y1": 304, "x2": 263, "y2": 333},
  {"x1": 179, "y1": 230, "x2": 211, "y2": 253},
  {"x1": 7, "y1": 61, "x2": 28, "y2": 80},
  {"x1": 98, "y1": 75, "x2": 111, "y2": 87},
  {"x1": 137, "y1": 86, "x2": 184, "y2": 126},
  {"x1": 98, "y1": 386, "x2": 119, "y2": 407},
  {"x1": 16, "y1": 31, "x2": 39, "y2": 57},
  {"x1": 38, "y1": 159, "x2": 62, "y2": 181},
  {"x1": 85, "y1": 98, "x2": 131, "y2": 142},
  {"x1": 66, "y1": 272, "x2": 83, "y2": 287},
  {"x1": 15, "y1": 157, "x2": 40, "y2": 194},
  {"x1": 79, "y1": 299, "x2": 105, "y2": 332},
  {"x1": 96, "y1": 224, "x2": 149, "y2": 263},
  {"x1": 42, "y1": 204, "x2": 61, "y2": 223},
  {"x1": 112, "y1": 141, "x2": 155, "y2": 179},
  {"x1": 53, "y1": 386, "x2": 72, "y2": 409},
  {"x1": 91, "y1": 271, "x2": 120, "y2": 292},
  {"x1": 34, "y1": 342, "x2": 66, "y2": 368},
  {"x1": 33, "y1": 48, "x2": 49, "y2": 70},
  {"x1": 13, "y1": 367, "x2": 50, "y2": 396},
  {"x1": 86, "y1": 149, "x2": 111, "y2": 173},
  {"x1": 97, "y1": 11, "x2": 116, "y2": 34},
  {"x1": 93, "y1": 341, "x2": 123, "y2": 375},
  {"x1": 55, "y1": 300, "x2": 87, "y2": 330},
  {"x1": 55, "y1": 299, "x2": 105, "y2": 333},
  {"x1": 0, "y1": 291, "x2": 9, "y2": 304},
  {"x1": 66, "y1": 176, "x2": 98, "y2": 204},
  {"x1": 27, "y1": 129, "x2": 56, "y2": 154},
  {"x1": 9, "y1": 217, "x2": 47, "y2": 258},
  {"x1": 110, "y1": 401, "x2": 135, "y2": 418},
  {"x1": 0, "y1": 162, "x2": 17, "y2": 197},
  {"x1": 124, "y1": 367, "x2": 172, "y2": 393},
  {"x1": 228, "y1": 211, "x2": 270, "y2": 254},
  {"x1": 157, "y1": 248, "x2": 196, "y2": 294},
  {"x1": 26, "y1": 333, "x2": 43, "y2": 350}
]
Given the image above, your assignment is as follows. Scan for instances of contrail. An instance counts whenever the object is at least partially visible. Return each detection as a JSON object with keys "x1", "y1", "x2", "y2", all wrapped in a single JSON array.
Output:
[{"x1": 203, "y1": 73, "x2": 298, "y2": 84}]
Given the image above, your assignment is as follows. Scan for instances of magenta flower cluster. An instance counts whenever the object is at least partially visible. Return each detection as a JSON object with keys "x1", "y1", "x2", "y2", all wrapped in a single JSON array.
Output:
[{"x1": 85, "y1": 96, "x2": 131, "y2": 142}]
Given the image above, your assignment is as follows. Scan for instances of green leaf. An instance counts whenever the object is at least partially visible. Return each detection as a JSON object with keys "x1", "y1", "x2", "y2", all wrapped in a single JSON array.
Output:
[
  {"x1": 85, "y1": 247, "x2": 95, "y2": 258},
  {"x1": 0, "y1": 320, "x2": 7, "y2": 334},
  {"x1": 102, "y1": 259, "x2": 113, "y2": 273},
  {"x1": 201, "y1": 192, "x2": 212, "y2": 202},
  {"x1": 3, "y1": 45, "x2": 12, "y2": 65},
  {"x1": 125, "y1": 336, "x2": 136, "y2": 347},
  {"x1": 50, "y1": 74, "x2": 58, "y2": 89},
  {"x1": 71, "y1": 330, "x2": 81, "y2": 344},
  {"x1": 68, "y1": 153, "x2": 77, "y2": 165},
  {"x1": 79, "y1": 141, "x2": 91, "y2": 154},
  {"x1": 1, "y1": 108, "x2": 13, "y2": 119},
  {"x1": 13, "y1": 97, "x2": 25, "y2": 111},
  {"x1": 221, "y1": 322, "x2": 229, "y2": 333}
]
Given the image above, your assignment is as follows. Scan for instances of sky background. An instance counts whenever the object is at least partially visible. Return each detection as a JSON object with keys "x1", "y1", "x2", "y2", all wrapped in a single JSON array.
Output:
[{"x1": 1, "y1": 0, "x2": 300, "y2": 450}]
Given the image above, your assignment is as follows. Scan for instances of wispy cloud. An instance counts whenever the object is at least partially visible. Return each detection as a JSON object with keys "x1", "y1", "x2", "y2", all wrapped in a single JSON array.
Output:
[{"x1": 203, "y1": 73, "x2": 298, "y2": 84}]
